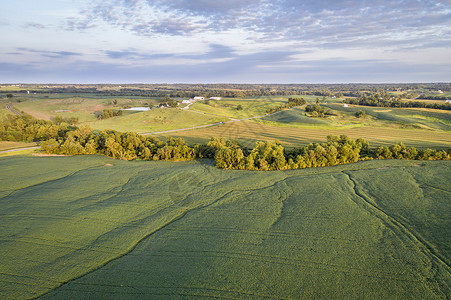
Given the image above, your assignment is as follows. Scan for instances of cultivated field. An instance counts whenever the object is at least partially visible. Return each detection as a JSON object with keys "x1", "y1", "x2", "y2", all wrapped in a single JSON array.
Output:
[
  {"x1": 2, "y1": 94, "x2": 451, "y2": 151},
  {"x1": 0, "y1": 156, "x2": 449, "y2": 299},
  {"x1": 156, "y1": 120, "x2": 451, "y2": 149}
]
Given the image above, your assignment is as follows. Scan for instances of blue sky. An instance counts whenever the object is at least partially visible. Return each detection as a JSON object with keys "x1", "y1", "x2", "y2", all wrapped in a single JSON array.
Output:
[{"x1": 1, "y1": 0, "x2": 450, "y2": 83}]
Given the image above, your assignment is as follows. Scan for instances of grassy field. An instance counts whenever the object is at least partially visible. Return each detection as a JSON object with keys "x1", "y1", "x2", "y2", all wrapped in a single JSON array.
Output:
[
  {"x1": 0, "y1": 156, "x2": 449, "y2": 299},
  {"x1": 190, "y1": 96, "x2": 301, "y2": 119},
  {"x1": 86, "y1": 109, "x2": 229, "y2": 133},
  {"x1": 7, "y1": 95, "x2": 160, "y2": 122},
  {"x1": 324, "y1": 104, "x2": 451, "y2": 131},
  {"x1": 156, "y1": 120, "x2": 451, "y2": 149}
]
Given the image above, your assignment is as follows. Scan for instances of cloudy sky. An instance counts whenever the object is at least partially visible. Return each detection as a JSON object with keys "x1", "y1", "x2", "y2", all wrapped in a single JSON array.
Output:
[{"x1": 1, "y1": 0, "x2": 450, "y2": 83}]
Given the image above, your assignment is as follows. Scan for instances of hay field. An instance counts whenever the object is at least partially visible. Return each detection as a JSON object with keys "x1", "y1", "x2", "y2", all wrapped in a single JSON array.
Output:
[
  {"x1": 0, "y1": 156, "x2": 449, "y2": 299},
  {"x1": 156, "y1": 120, "x2": 451, "y2": 149}
]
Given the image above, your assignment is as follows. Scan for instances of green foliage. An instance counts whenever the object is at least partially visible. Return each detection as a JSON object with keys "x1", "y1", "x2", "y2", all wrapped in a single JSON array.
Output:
[
  {"x1": 305, "y1": 104, "x2": 328, "y2": 118},
  {"x1": 355, "y1": 110, "x2": 366, "y2": 118},
  {"x1": 236, "y1": 104, "x2": 243, "y2": 110},
  {"x1": 266, "y1": 97, "x2": 306, "y2": 114},
  {"x1": 344, "y1": 93, "x2": 451, "y2": 111},
  {"x1": 0, "y1": 113, "x2": 72, "y2": 142},
  {"x1": 97, "y1": 109, "x2": 123, "y2": 120}
]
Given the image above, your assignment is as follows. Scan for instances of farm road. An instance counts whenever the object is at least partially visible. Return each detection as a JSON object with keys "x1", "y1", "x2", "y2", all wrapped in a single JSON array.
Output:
[{"x1": 0, "y1": 146, "x2": 40, "y2": 154}]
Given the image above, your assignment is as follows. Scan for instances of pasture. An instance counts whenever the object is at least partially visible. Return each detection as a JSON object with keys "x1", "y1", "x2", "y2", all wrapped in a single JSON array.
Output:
[
  {"x1": 0, "y1": 156, "x2": 449, "y2": 299},
  {"x1": 8, "y1": 95, "x2": 160, "y2": 122}
]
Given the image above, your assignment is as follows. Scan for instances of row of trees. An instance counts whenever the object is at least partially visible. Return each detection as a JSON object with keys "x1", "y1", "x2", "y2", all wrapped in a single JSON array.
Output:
[
  {"x1": 344, "y1": 94, "x2": 451, "y2": 110},
  {"x1": 304, "y1": 104, "x2": 330, "y2": 118},
  {"x1": 207, "y1": 135, "x2": 450, "y2": 170},
  {"x1": 96, "y1": 109, "x2": 123, "y2": 120},
  {"x1": 1, "y1": 114, "x2": 450, "y2": 169},
  {"x1": 266, "y1": 97, "x2": 307, "y2": 114},
  {"x1": 418, "y1": 95, "x2": 451, "y2": 100}
]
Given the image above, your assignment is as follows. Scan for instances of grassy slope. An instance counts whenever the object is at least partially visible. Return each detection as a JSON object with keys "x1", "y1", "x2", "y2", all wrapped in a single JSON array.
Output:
[
  {"x1": 190, "y1": 97, "x2": 287, "y2": 119},
  {"x1": 156, "y1": 120, "x2": 451, "y2": 150},
  {"x1": 0, "y1": 156, "x2": 449, "y2": 299},
  {"x1": 0, "y1": 141, "x2": 38, "y2": 151},
  {"x1": 86, "y1": 109, "x2": 229, "y2": 133},
  {"x1": 9, "y1": 96, "x2": 159, "y2": 122}
]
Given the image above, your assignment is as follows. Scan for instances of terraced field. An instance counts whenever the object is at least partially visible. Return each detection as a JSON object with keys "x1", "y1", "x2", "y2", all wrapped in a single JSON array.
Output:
[
  {"x1": 156, "y1": 120, "x2": 451, "y2": 149},
  {"x1": 0, "y1": 156, "x2": 450, "y2": 299}
]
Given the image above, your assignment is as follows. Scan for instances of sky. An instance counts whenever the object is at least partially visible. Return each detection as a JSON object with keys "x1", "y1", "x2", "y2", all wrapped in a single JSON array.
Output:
[{"x1": 1, "y1": 0, "x2": 450, "y2": 83}]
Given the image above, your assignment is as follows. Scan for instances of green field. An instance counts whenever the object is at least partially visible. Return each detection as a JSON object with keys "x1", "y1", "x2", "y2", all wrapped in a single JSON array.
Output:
[
  {"x1": 85, "y1": 109, "x2": 229, "y2": 133},
  {"x1": 155, "y1": 120, "x2": 451, "y2": 150},
  {"x1": 8, "y1": 95, "x2": 160, "y2": 122},
  {"x1": 0, "y1": 156, "x2": 450, "y2": 299},
  {"x1": 2, "y1": 94, "x2": 451, "y2": 151}
]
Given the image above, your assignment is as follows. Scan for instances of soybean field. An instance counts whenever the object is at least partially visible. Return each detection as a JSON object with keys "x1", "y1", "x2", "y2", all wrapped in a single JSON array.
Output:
[{"x1": 0, "y1": 156, "x2": 450, "y2": 299}]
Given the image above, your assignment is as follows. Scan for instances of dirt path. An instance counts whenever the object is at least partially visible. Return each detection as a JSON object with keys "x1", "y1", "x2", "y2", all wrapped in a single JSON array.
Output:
[{"x1": 0, "y1": 146, "x2": 40, "y2": 154}]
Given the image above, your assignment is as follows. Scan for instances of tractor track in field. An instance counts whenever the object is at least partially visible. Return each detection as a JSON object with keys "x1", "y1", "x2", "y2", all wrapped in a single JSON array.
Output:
[
  {"x1": 6, "y1": 104, "x2": 21, "y2": 115},
  {"x1": 141, "y1": 107, "x2": 300, "y2": 135},
  {"x1": 342, "y1": 170, "x2": 451, "y2": 296}
]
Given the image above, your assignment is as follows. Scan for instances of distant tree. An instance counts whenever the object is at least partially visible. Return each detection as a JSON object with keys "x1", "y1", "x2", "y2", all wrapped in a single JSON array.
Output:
[
  {"x1": 67, "y1": 117, "x2": 79, "y2": 125},
  {"x1": 6, "y1": 94, "x2": 13, "y2": 98},
  {"x1": 53, "y1": 116, "x2": 66, "y2": 124},
  {"x1": 237, "y1": 104, "x2": 243, "y2": 110},
  {"x1": 355, "y1": 110, "x2": 366, "y2": 118}
]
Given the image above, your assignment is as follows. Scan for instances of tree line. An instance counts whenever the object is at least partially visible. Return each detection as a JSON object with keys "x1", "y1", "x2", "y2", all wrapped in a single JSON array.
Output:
[
  {"x1": 1, "y1": 114, "x2": 450, "y2": 169},
  {"x1": 343, "y1": 94, "x2": 451, "y2": 111},
  {"x1": 266, "y1": 97, "x2": 307, "y2": 114}
]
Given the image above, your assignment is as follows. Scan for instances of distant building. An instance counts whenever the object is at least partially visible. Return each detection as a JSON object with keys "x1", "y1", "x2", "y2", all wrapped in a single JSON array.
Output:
[
  {"x1": 209, "y1": 97, "x2": 221, "y2": 100},
  {"x1": 343, "y1": 104, "x2": 348, "y2": 107},
  {"x1": 193, "y1": 96, "x2": 205, "y2": 100},
  {"x1": 445, "y1": 100, "x2": 451, "y2": 103},
  {"x1": 437, "y1": 90, "x2": 444, "y2": 94},
  {"x1": 181, "y1": 99, "x2": 192, "y2": 104}
]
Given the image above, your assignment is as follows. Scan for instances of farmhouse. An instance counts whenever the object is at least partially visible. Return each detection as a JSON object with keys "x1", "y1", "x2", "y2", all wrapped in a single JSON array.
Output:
[
  {"x1": 343, "y1": 104, "x2": 348, "y2": 107},
  {"x1": 445, "y1": 100, "x2": 451, "y2": 103},
  {"x1": 209, "y1": 97, "x2": 221, "y2": 100},
  {"x1": 193, "y1": 96, "x2": 205, "y2": 100},
  {"x1": 181, "y1": 99, "x2": 192, "y2": 104}
]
